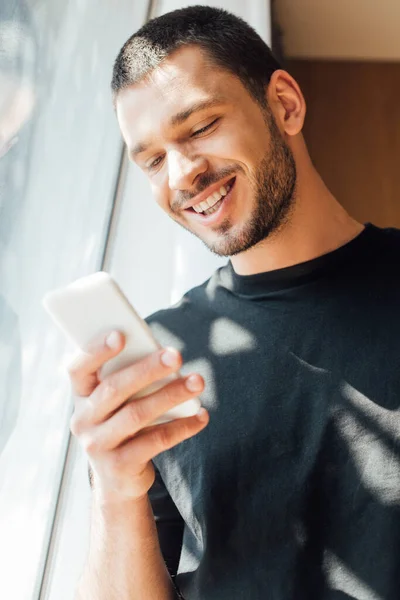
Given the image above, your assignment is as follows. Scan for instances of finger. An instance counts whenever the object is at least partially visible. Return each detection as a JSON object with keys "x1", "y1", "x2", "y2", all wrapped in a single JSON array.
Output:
[
  {"x1": 114, "y1": 410, "x2": 210, "y2": 466},
  {"x1": 88, "y1": 346, "x2": 183, "y2": 423},
  {"x1": 67, "y1": 330, "x2": 125, "y2": 396},
  {"x1": 89, "y1": 373, "x2": 204, "y2": 450}
]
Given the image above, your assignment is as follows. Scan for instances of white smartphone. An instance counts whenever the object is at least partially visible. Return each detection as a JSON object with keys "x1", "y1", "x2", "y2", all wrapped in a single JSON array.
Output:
[{"x1": 42, "y1": 271, "x2": 201, "y2": 425}]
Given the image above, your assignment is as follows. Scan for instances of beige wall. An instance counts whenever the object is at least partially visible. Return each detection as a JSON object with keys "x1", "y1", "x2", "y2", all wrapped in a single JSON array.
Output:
[
  {"x1": 276, "y1": 0, "x2": 400, "y2": 61},
  {"x1": 289, "y1": 60, "x2": 400, "y2": 228}
]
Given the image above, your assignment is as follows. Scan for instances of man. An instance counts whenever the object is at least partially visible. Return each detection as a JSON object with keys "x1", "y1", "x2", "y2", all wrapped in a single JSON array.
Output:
[{"x1": 70, "y1": 6, "x2": 400, "y2": 600}]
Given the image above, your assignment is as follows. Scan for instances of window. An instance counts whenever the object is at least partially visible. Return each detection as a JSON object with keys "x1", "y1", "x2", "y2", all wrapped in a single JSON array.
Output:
[{"x1": 0, "y1": 2, "x2": 148, "y2": 599}]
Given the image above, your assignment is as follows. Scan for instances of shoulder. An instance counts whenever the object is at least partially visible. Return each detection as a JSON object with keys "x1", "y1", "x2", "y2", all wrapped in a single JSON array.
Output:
[
  {"x1": 145, "y1": 276, "x2": 209, "y2": 326},
  {"x1": 366, "y1": 224, "x2": 400, "y2": 260},
  {"x1": 144, "y1": 266, "x2": 226, "y2": 346},
  {"x1": 359, "y1": 224, "x2": 400, "y2": 299}
]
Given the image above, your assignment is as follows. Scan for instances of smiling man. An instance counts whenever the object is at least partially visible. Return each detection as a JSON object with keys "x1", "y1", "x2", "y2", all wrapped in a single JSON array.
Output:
[{"x1": 73, "y1": 6, "x2": 400, "y2": 600}]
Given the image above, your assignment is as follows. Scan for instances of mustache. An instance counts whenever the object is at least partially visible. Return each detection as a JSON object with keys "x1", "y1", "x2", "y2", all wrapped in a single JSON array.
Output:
[{"x1": 173, "y1": 165, "x2": 240, "y2": 211}]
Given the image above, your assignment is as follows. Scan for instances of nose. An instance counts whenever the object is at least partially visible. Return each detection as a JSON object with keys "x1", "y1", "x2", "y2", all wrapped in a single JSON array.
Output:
[{"x1": 167, "y1": 149, "x2": 208, "y2": 191}]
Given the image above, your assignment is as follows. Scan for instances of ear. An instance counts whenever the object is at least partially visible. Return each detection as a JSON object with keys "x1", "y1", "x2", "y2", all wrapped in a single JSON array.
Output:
[{"x1": 266, "y1": 70, "x2": 306, "y2": 136}]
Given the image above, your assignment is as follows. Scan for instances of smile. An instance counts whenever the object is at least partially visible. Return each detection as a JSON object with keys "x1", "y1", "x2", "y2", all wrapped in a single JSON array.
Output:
[
  {"x1": 186, "y1": 177, "x2": 236, "y2": 224},
  {"x1": 192, "y1": 179, "x2": 234, "y2": 215}
]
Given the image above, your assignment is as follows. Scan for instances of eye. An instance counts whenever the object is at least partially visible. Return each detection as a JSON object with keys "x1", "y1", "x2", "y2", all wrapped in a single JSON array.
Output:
[
  {"x1": 191, "y1": 118, "x2": 220, "y2": 137},
  {"x1": 148, "y1": 155, "x2": 164, "y2": 170}
]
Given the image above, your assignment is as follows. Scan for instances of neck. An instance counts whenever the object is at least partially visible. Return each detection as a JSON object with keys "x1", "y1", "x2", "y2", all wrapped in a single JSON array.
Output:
[{"x1": 231, "y1": 148, "x2": 364, "y2": 276}]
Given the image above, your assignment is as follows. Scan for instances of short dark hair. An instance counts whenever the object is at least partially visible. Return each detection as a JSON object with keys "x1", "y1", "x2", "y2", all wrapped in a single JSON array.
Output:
[{"x1": 111, "y1": 5, "x2": 281, "y2": 108}]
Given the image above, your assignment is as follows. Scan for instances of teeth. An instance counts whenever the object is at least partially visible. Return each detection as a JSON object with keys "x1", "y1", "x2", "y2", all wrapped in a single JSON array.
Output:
[
  {"x1": 192, "y1": 182, "x2": 232, "y2": 213},
  {"x1": 208, "y1": 192, "x2": 222, "y2": 207},
  {"x1": 212, "y1": 191, "x2": 222, "y2": 202},
  {"x1": 203, "y1": 198, "x2": 223, "y2": 216},
  {"x1": 199, "y1": 200, "x2": 210, "y2": 212}
]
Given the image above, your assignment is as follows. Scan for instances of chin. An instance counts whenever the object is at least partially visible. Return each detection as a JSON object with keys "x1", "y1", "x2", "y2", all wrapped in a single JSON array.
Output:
[
  {"x1": 200, "y1": 226, "x2": 252, "y2": 257},
  {"x1": 202, "y1": 210, "x2": 284, "y2": 257}
]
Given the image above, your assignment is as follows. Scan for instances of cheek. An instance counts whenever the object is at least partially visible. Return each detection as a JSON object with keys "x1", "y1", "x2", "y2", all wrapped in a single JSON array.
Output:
[
  {"x1": 207, "y1": 130, "x2": 243, "y2": 160},
  {"x1": 211, "y1": 128, "x2": 262, "y2": 172}
]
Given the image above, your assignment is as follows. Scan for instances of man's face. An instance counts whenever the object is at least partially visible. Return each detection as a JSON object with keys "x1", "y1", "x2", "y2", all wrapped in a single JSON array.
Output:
[{"x1": 116, "y1": 45, "x2": 296, "y2": 257}]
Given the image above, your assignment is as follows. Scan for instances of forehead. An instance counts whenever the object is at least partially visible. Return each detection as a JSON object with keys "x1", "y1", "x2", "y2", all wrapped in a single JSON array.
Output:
[{"x1": 115, "y1": 46, "x2": 238, "y2": 147}]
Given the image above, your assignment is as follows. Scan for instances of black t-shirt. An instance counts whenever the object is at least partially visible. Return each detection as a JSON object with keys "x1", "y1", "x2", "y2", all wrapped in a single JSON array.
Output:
[{"x1": 146, "y1": 223, "x2": 400, "y2": 600}]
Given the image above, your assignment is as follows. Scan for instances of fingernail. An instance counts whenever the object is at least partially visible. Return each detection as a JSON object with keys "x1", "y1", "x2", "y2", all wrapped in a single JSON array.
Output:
[
  {"x1": 185, "y1": 374, "x2": 203, "y2": 392},
  {"x1": 161, "y1": 347, "x2": 180, "y2": 367},
  {"x1": 106, "y1": 331, "x2": 120, "y2": 350},
  {"x1": 196, "y1": 407, "x2": 208, "y2": 422}
]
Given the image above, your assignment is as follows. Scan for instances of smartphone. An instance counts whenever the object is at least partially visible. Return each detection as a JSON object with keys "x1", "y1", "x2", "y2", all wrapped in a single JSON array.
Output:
[{"x1": 42, "y1": 271, "x2": 201, "y2": 425}]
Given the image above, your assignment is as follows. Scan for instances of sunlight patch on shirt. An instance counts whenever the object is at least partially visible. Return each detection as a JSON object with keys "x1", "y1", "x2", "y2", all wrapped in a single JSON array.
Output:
[
  {"x1": 209, "y1": 317, "x2": 256, "y2": 356},
  {"x1": 148, "y1": 322, "x2": 186, "y2": 353},
  {"x1": 324, "y1": 550, "x2": 380, "y2": 600},
  {"x1": 337, "y1": 381, "x2": 400, "y2": 505}
]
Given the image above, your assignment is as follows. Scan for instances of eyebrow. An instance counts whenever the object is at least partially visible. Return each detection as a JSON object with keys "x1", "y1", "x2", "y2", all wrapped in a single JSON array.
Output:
[
  {"x1": 170, "y1": 98, "x2": 224, "y2": 127},
  {"x1": 130, "y1": 98, "x2": 224, "y2": 159}
]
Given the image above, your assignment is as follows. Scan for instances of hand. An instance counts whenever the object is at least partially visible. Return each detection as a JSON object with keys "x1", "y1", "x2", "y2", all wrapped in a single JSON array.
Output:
[{"x1": 67, "y1": 331, "x2": 209, "y2": 503}]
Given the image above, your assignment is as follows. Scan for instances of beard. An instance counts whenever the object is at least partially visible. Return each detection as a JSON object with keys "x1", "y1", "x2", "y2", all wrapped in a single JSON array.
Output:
[{"x1": 172, "y1": 106, "x2": 297, "y2": 258}]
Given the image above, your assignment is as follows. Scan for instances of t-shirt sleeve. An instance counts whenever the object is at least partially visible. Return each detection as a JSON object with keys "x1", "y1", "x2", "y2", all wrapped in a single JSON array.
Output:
[{"x1": 148, "y1": 462, "x2": 184, "y2": 580}]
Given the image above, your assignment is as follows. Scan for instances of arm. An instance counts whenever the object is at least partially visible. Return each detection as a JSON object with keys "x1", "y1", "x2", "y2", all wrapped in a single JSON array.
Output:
[
  {"x1": 76, "y1": 464, "x2": 184, "y2": 600},
  {"x1": 75, "y1": 486, "x2": 178, "y2": 600},
  {"x1": 68, "y1": 333, "x2": 207, "y2": 600}
]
